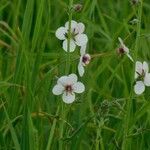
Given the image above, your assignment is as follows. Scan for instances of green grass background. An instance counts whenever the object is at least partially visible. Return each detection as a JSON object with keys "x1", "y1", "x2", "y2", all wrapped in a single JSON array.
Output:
[{"x1": 0, "y1": 0, "x2": 150, "y2": 149}]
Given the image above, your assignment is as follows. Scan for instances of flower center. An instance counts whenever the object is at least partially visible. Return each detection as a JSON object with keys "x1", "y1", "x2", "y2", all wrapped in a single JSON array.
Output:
[
  {"x1": 65, "y1": 85, "x2": 73, "y2": 94},
  {"x1": 136, "y1": 69, "x2": 145, "y2": 81},
  {"x1": 118, "y1": 47, "x2": 125, "y2": 54},
  {"x1": 65, "y1": 28, "x2": 78, "y2": 40},
  {"x1": 82, "y1": 55, "x2": 91, "y2": 65}
]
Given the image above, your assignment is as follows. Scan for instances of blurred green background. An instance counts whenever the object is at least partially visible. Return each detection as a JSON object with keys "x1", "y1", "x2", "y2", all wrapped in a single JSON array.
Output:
[{"x1": 0, "y1": 0, "x2": 150, "y2": 149}]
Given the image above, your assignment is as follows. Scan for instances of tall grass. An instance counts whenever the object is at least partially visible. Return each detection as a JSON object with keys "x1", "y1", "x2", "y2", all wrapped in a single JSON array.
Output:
[{"x1": 0, "y1": 0, "x2": 150, "y2": 149}]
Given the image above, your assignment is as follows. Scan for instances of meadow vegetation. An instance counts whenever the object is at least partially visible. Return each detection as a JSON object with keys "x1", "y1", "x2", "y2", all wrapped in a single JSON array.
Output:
[{"x1": 0, "y1": 0, "x2": 150, "y2": 149}]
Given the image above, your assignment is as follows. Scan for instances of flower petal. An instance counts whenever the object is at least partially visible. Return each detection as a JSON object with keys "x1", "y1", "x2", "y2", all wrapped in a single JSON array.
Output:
[
  {"x1": 68, "y1": 74, "x2": 78, "y2": 84},
  {"x1": 52, "y1": 84, "x2": 64, "y2": 95},
  {"x1": 57, "y1": 76, "x2": 68, "y2": 86},
  {"x1": 134, "y1": 81, "x2": 145, "y2": 95},
  {"x1": 135, "y1": 72, "x2": 138, "y2": 79},
  {"x1": 75, "y1": 23, "x2": 85, "y2": 34},
  {"x1": 144, "y1": 73, "x2": 150, "y2": 86},
  {"x1": 62, "y1": 92, "x2": 75, "y2": 104},
  {"x1": 135, "y1": 61, "x2": 143, "y2": 75},
  {"x1": 73, "y1": 82, "x2": 85, "y2": 93},
  {"x1": 118, "y1": 37, "x2": 124, "y2": 46},
  {"x1": 65, "y1": 20, "x2": 77, "y2": 30},
  {"x1": 55, "y1": 27, "x2": 67, "y2": 40},
  {"x1": 78, "y1": 61, "x2": 84, "y2": 77},
  {"x1": 80, "y1": 44, "x2": 86, "y2": 55},
  {"x1": 118, "y1": 37, "x2": 129, "y2": 53},
  {"x1": 143, "y1": 61, "x2": 149, "y2": 73},
  {"x1": 123, "y1": 46, "x2": 129, "y2": 53},
  {"x1": 126, "y1": 53, "x2": 134, "y2": 62},
  {"x1": 75, "y1": 34, "x2": 88, "y2": 46},
  {"x1": 63, "y1": 39, "x2": 76, "y2": 52}
]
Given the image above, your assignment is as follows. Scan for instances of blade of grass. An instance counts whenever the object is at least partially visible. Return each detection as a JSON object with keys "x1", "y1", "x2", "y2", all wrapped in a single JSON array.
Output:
[{"x1": 1, "y1": 100, "x2": 21, "y2": 150}]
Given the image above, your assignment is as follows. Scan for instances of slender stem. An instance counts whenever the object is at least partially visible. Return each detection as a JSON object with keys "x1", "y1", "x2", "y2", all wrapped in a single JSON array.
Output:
[
  {"x1": 59, "y1": 1, "x2": 73, "y2": 150},
  {"x1": 99, "y1": 130, "x2": 105, "y2": 150},
  {"x1": 122, "y1": 1, "x2": 143, "y2": 149},
  {"x1": 46, "y1": 106, "x2": 60, "y2": 150},
  {"x1": 91, "y1": 52, "x2": 114, "y2": 58},
  {"x1": 65, "y1": 0, "x2": 73, "y2": 75},
  {"x1": 102, "y1": 126, "x2": 116, "y2": 133},
  {"x1": 88, "y1": 90, "x2": 105, "y2": 150},
  {"x1": 134, "y1": 0, "x2": 143, "y2": 59},
  {"x1": 59, "y1": 102, "x2": 65, "y2": 150}
]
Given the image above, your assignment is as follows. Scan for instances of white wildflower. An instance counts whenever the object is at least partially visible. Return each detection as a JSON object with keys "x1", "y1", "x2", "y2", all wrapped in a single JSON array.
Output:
[
  {"x1": 117, "y1": 37, "x2": 134, "y2": 62},
  {"x1": 78, "y1": 45, "x2": 91, "y2": 77},
  {"x1": 134, "y1": 61, "x2": 150, "y2": 95},
  {"x1": 55, "y1": 20, "x2": 88, "y2": 52},
  {"x1": 52, "y1": 74, "x2": 85, "y2": 104}
]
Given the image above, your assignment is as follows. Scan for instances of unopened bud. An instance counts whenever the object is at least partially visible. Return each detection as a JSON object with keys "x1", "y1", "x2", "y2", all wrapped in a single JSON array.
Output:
[
  {"x1": 73, "y1": 4, "x2": 83, "y2": 12},
  {"x1": 131, "y1": 0, "x2": 139, "y2": 5}
]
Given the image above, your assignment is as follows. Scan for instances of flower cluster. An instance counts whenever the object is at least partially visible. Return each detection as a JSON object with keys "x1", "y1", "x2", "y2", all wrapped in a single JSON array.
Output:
[
  {"x1": 52, "y1": 17, "x2": 149, "y2": 104},
  {"x1": 53, "y1": 20, "x2": 90, "y2": 104},
  {"x1": 117, "y1": 37, "x2": 150, "y2": 95}
]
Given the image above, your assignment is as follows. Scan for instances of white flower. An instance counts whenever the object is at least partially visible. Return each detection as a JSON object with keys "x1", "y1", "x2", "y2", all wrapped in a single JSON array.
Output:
[
  {"x1": 78, "y1": 45, "x2": 91, "y2": 77},
  {"x1": 117, "y1": 37, "x2": 134, "y2": 62},
  {"x1": 134, "y1": 61, "x2": 150, "y2": 95},
  {"x1": 55, "y1": 20, "x2": 88, "y2": 52},
  {"x1": 52, "y1": 74, "x2": 85, "y2": 104}
]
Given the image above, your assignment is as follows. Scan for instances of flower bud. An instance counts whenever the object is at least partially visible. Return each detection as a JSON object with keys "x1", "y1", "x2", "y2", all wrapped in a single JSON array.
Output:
[
  {"x1": 73, "y1": 4, "x2": 83, "y2": 12},
  {"x1": 131, "y1": 0, "x2": 139, "y2": 5}
]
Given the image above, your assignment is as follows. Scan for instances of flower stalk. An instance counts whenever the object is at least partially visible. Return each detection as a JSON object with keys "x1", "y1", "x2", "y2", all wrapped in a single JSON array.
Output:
[
  {"x1": 122, "y1": 1, "x2": 143, "y2": 149},
  {"x1": 66, "y1": 0, "x2": 73, "y2": 75},
  {"x1": 59, "y1": 1, "x2": 73, "y2": 150}
]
